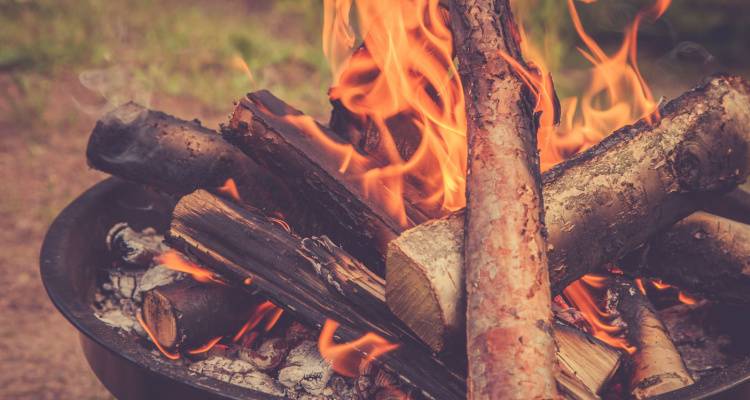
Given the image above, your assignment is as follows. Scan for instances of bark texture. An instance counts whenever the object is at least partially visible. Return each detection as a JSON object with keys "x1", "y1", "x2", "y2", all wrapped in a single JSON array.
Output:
[
  {"x1": 622, "y1": 212, "x2": 750, "y2": 304},
  {"x1": 386, "y1": 75, "x2": 750, "y2": 353},
  {"x1": 606, "y1": 278, "x2": 694, "y2": 399},
  {"x1": 450, "y1": 1, "x2": 558, "y2": 398}
]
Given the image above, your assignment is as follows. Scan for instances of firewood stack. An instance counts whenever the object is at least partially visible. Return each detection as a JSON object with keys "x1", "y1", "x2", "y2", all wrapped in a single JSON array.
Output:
[{"x1": 83, "y1": 1, "x2": 750, "y2": 399}]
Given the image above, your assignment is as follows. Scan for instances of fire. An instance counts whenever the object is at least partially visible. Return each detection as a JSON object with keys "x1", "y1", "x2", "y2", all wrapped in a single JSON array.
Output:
[
  {"x1": 320, "y1": 0, "x2": 466, "y2": 224},
  {"x1": 217, "y1": 178, "x2": 241, "y2": 202},
  {"x1": 232, "y1": 300, "x2": 279, "y2": 342},
  {"x1": 318, "y1": 319, "x2": 399, "y2": 377},
  {"x1": 136, "y1": 312, "x2": 181, "y2": 360},
  {"x1": 156, "y1": 250, "x2": 224, "y2": 285},
  {"x1": 186, "y1": 336, "x2": 223, "y2": 355}
]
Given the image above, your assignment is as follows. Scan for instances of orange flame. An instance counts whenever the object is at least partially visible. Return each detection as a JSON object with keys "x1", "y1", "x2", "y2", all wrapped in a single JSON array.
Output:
[
  {"x1": 186, "y1": 336, "x2": 223, "y2": 355},
  {"x1": 232, "y1": 300, "x2": 277, "y2": 342},
  {"x1": 318, "y1": 319, "x2": 399, "y2": 377},
  {"x1": 136, "y1": 312, "x2": 181, "y2": 360},
  {"x1": 678, "y1": 291, "x2": 698, "y2": 305},
  {"x1": 156, "y1": 250, "x2": 224, "y2": 285},
  {"x1": 230, "y1": 55, "x2": 257, "y2": 86},
  {"x1": 321, "y1": 0, "x2": 466, "y2": 224},
  {"x1": 217, "y1": 178, "x2": 242, "y2": 202}
]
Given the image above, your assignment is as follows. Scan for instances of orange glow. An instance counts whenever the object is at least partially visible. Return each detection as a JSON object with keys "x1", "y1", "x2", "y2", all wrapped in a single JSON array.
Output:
[
  {"x1": 136, "y1": 312, "x2": 181, "y2": 360},
  {"x1": 268, "y1": 217, "x2": 291, "y2": 233},
  {"x1": 243, "y1": 277, "x2": 253, "y2": 285},
  {"x1": 321, "y1": 0, "x2": 466, "y2": 225},
  {"x1": 156, "y1": 250, "x2": 224, "y2": 285},
  {"x1": 264, "y1": 307, "x2": 285, "y2": 332},
  {"x1": 318, "y1": 319, "x2": 399, "y2": 377},
  {"x1": 678, "y1": 291, "x2": 699, "y2": 305},
  {"x1": 186, "y1": 336, "x2": 223, "y2": 355},
  {"x1": 217, "y1": 178, "x2": 242, "y2": 202},
  {"x1": 635, "y1": 278, "x2": 647, "y2": 295},
  {"x1": 230, "y1": 55, "x2": 257, "y2": 86},
  {"x1": 651, "y1": 279, "x2": 673, "y2": 290},
  {"x1": 232, "y1": 300, "x2": 277, "y2": 342}
]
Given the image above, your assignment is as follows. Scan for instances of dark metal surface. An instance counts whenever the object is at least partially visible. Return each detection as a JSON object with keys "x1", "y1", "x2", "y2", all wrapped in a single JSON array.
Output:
[
  {"x1": 40, "y1": 178, "x2": 750, "y2": 399},
  {"x1": 40, "y1": 178, "x2": 277, "y2": 400}
]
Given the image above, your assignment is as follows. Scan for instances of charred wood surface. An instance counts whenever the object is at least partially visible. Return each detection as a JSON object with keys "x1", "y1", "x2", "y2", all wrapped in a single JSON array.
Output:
[
  {"x1": 386, "y1": 75, "x2": 750, "y2": 354},
  {"x1": 450, "y1": 0, "x2": 558, "y2": 397},
  {"x1": 622, "y1": 212, "x2": 750, "y2": 304},
  {"x1": 141, "y1": 279, "x2": 253, "y2": 351},
  {"x1": 223, "y1": 91, "x2": 429, "y2": 272},
  {"x1": 606, "y1": 278, "x2": 694, "y2": 399},
  {"x1": 86, "y1": 103, "x2": 291, "y2": 215},
  {"x1": 168, "y1": 190, "x2": 621, "y2": 400}
]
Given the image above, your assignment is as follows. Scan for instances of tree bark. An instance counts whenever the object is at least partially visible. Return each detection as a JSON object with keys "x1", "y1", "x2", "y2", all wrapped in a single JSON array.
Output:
[
  {"x1": 621, "y1": 212, "x2": 750, "y2": 304},
  {"x1": 86, "y1": 102, "x2": 291, "y2": 215},
  {"x1": 386, "y1": 75, "x2": 750, "y2": 353},
  {"x1": 168, "y1": 190, "x2": 622, "y2": 400},
  {"x1": 605, "y1": 278, "x2": 694, "y2": 399},
  {"x1": 450, "y1": 1, "x2": 557, "y2": 398}
]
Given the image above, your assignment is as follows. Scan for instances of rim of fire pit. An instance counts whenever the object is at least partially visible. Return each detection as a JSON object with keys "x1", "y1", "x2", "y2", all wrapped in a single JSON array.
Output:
[
  {"x1": 40, "y1": 178, "x2": 750, "y2": 400},
  {"x1": 40, "y1": 178, "x2": 279, "y2": 400}
]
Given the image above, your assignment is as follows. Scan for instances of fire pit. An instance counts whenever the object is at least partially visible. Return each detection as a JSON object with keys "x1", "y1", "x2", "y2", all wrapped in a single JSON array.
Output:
[{"x1": 37, "y1": 0, "x2": 750, "y2": 399}]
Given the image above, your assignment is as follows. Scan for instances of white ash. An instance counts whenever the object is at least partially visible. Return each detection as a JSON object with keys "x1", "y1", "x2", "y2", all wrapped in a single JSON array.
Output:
[
  {"x1": 239, "y1": 337, "x2": 289, "y2": 371},
  {"x1": 278, "y1": 340, "x2": 334, "y2": 396},
  {"x1": 106, "y1": 222, "x2": 169, "y2": 267},
  {"x1": 189, "y1": 356, "x2": 285, "y2": 396}
]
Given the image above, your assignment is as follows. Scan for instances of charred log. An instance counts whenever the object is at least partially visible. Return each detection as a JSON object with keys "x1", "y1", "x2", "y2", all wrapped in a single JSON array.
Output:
[
  {"x1": 386, "y1": 75, "x2": 750, "y2": 354},
  {"x1": 622, "y1": 212, "x2": 750, "y2": 304},
  {"x1": 141, "y1": 279, "x2": 254, "y2": 352},
  {"x1": 86, "y1": 103, "x2": 291, "y2": 216},
  {"x1": 168, "y1": 190, "x2": 622, "y2": 400},
  {"x1": 223, "y1": 91, "x2": 429, "y2": 272},
  {"x1": 606, "y1": 278, "x2": 694, "y2": 399}
]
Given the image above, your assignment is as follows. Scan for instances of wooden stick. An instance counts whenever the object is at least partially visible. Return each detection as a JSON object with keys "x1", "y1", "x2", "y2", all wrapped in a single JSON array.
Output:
[
  {"x1": 450, "y1": 1, "x2": 558, "y2": 397},
  {"x1": 622, "y1": 212, "x2": 750, "y2": 304},
  {"x1": 605, "y1": 278, "x2": 694, "y2": 399},
  {"x1": 168, "y1": 190, "x2": 622, "y2": 400},
  {"x1": 224, "y1": 91, "x2": 429, "y2": 272},
  {"x1": 141, "y1": 279, "x2": 254, "y2": 351},
  {"x1": 386, "y1": 75, "x2": 750, "y2": 353}
]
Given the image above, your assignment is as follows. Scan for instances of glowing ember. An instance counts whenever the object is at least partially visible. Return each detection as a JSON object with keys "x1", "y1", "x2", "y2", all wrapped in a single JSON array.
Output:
[
  {"x1": 318, "y1": 319, "x2": 399, "y2": 377},
  {"x1": 232, "y1": 300, "x2": 278, "y2": 342},
  {"x1": 156, "y1": 250, "x2": 224, "y2": 285},
  {"x1": 136, "y1": 312, "x2": 181, "y2": 360},
  {"x1": 186, "y1": 336, "x2": 223, "y2": 355},
  {"x1": 217, "y1": 177, "x2": 242, "y2": 202}
]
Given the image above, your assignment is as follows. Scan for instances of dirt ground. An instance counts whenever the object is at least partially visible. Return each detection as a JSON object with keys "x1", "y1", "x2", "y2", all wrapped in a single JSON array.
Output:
[{"x1": 0, "y1": 73, "x2": 229, "y2": 400}]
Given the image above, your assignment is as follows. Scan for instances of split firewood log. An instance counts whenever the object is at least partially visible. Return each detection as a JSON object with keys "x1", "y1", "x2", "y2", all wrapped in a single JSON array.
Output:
[
  {"x1": 168, "y1": 190, "x2": 623, "y2": 400},
  {"x1": 386, "y1": 75, "x2": 750, "y2": 353},
  {"x1": 450, "y1": 0, "x2": 558, "y2": 398},
  {"x1": 605, "y1": 278, "x2": 694, "y2": 399},
  {"x1": 223, "y1": 91, "x2": 429, "y2": 272},
  {"x1": 622, "y1": 212, "x2": 750, "y2": 304},
  {"x1": 141, "y1": 279, "x2": 254, "y2": 352}
]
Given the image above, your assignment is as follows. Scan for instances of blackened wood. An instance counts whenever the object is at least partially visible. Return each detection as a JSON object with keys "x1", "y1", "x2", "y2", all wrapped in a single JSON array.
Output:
[
  {"x1": 450, "y1": 0, "x2": 558, "y2": 397},
  {"x1": 622, "y1": 212, "x2": 750, "y2": 304},
  {"x1": 606, "y1": 278, "x2": 694, "y2": 399},
  {"x1": 168, "y1": 190, "x2": 622, "y2": 400},
  {"x1": 702, "y1": 185, "x2": 750, "y2": 225},
  {"x1": 86, "y1": 102, "x2": 292, "y2": 215},
  {"x1": 168, "y1": 189, "x2": 463, "y2": 400},
  {"x1": 223, "y1": 91, "x2": 428, "y2": 272},
  {"x1": 141, "y1": 279, "x2": 254, "y2": 351}
]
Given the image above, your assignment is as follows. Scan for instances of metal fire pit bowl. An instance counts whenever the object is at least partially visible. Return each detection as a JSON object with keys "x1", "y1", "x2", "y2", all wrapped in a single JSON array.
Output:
[{"x1": 40, "y1": 178, "x2": 750, "y2": 400}]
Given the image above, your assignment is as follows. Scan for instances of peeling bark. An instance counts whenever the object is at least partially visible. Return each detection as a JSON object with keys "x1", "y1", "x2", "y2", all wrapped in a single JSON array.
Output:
[{"x1": 450, "y1": 0, "x2": 558, "y2": 398}]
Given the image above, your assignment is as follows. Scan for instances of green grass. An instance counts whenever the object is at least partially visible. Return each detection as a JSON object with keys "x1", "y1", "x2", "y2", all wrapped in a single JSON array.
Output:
[{"x1": 0, "y1": 0, "x2": 332, "y2": 121}]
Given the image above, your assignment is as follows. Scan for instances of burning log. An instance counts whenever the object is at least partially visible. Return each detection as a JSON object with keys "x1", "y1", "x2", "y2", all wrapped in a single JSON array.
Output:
[
  {"x1": 224, "y1": 91, "x2": 429, "y2": 271},
  {"x1": 622, "y1": 212, "x2": 750, "y2": 304},
  {"x1": 702, "y1": 184, "x2": 750, "y2": 225},
  {"x1": 141, "y1": 279, "x2": 254, "y2": 352},
  {"x1": 606, "y1": 278, "x2": 695, "y2": 399},
  {"x1": 86, "y1": 102, "x2": 292, "y2": 216},
  {"x1": 450, "y1": 0, "x2": 558, "y2": 398},
  {"x1": 386, "y1": 75, "x2": 750, "y2": 353},
  {"x1": 168, "y1": 190, "x2": 622, "y2": 400}
]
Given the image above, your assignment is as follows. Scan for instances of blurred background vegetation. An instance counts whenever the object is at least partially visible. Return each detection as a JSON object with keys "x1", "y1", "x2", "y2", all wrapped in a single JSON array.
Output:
[{"x1": 0, "y1": 1, "x2": 747, "y2": 399}]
